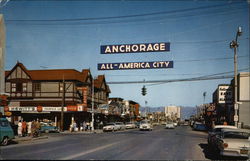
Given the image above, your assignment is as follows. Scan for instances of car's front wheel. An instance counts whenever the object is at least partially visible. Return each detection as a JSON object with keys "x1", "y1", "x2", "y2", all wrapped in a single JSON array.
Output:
[{"x1": 1, "y1": 137, "x2": 9, "y2": 146}]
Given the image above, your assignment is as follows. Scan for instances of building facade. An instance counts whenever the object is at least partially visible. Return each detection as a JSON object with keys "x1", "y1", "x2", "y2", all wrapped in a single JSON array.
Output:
[
  {"x1": 4, "y1": 62, "x2": 110, "y2": 130},
  {"x1": 164, "y1": 106, "x2": 181, "y2": 122},
  {"x1": 212, "y1": 84, "x2": 233, "y2": 124},
  {"x1": 231, "y1": 72, "x2": 250, "y2": 128}
]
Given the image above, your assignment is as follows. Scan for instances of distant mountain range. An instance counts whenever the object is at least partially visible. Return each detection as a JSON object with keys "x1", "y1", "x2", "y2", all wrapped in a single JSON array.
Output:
[{"x1": 140, "y1": 106, "x2": 197, "y2": 120}]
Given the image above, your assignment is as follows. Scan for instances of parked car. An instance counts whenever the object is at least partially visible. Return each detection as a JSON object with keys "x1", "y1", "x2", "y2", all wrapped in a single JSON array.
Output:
[
  {"x1": 165, "y1": 122, "x2": 175, "y2": 129},
  {"x1": 207, "y1": 125, "x2": 237, "y2": 146},
  {"x1": 0, "y1": 118, "x2": 15, "y2": 146},
  {"x1": 134, "y1": 122, "x2": 140, "y2": 128},
  {"x1": 40, "y1": 122, "x2": 59, "y2": 133},
  {"x1": 115, "y1": 122, "x2": 126, "y2": 131},
  {"x1": 103, "y1": 123, "x2": 119, "y2": 132},
  {"x1": 213, "y1": 128, "x2": 250, "y2": 158},
  {"x1": 125, "y1": 122, "x2": 136, "y2": 129},
  {"x1": 139, "y1": 120, "x2": 153, "y2": 131},
  {"x1": 193, "y1": 122, "x2": 207, "y2": 131},
  {"x1": 173, "y1": 122, "x2": 178, "y2": 127}
]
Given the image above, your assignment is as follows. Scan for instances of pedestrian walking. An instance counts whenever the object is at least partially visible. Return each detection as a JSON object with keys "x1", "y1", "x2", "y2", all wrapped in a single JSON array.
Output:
[
  {"x1": 31, "y1": 120, "x2": 36, "y2": 137},
  {"x1": 73, "y1": 121, "x2": 77, "y2": 132},
  {"x1": 22, "y1": 121, "x2": 27, "y2": 136},
  {"x1": 18, "y1": 120, "x2": 22, "y2": 137},
  {"x1": 86, "y1": 122, "x2": 90, "y2": 131},
  {"x1": 83, "y1": 121, "x2": 86, "y2": 131},
  {"x1": 27, "y1": 121, "x2": 32, "y2": 136}
]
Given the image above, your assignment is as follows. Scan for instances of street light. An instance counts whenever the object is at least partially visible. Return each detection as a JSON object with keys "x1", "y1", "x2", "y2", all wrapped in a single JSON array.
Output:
[{"x1": 230, "y1": 26, "x2": 242, "y2": 128}]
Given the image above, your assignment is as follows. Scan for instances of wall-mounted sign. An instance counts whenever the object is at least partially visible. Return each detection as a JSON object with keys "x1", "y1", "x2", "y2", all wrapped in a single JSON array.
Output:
[
  {"x1": 101, "y1": 42, "x2": 170, "y2": 54},
  {"x1": 98, "y1": 61, "x2": 173, "y2": 70}
]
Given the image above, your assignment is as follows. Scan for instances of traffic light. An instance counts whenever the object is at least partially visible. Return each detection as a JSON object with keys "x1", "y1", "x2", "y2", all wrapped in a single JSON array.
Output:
[{"x1": 141, "y1": 85, "x2": 147, "y2": 96}]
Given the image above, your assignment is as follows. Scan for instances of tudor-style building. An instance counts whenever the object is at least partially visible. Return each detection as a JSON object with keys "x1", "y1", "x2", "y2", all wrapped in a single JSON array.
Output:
[{"x1": 4, "y1": 62, "x2": 110, "y2": 130}]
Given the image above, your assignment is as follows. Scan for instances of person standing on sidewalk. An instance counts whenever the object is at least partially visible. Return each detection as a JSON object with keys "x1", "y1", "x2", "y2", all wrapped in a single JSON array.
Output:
[
  {"x1": 83, "y1": 121, "x2": 86, "y2": 131},
  {"x1": 18, "y1": 120, "x2": 22, "y2": 137},
  {"x1": 27, "y1": 121, "x2": 32, "y2": 136},
  {"x1": 22, "y1": 121, "x2": 27, "y2": 137}
]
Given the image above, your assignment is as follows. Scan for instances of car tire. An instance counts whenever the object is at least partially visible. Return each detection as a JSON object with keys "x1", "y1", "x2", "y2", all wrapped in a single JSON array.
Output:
[{"x1": 1, "y1": 137, "x2": 9, "y2": 146}]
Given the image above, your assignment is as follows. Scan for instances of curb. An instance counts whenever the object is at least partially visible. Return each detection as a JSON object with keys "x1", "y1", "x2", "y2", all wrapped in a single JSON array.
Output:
[{"x1": 13, "y1": 136, "x2": 49, "y2": 143}]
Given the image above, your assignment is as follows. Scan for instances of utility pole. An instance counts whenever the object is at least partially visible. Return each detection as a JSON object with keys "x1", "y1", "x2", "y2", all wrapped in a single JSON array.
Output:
[
  {"x1": 91, "y1": 78, "x2": 95, "y2": 131},
  {"x1": 60, "y1": 76, "x2": 65, "y2": 132},
  {"x1": 230, "y1": 26, "x2": 242, "y2": 128}
]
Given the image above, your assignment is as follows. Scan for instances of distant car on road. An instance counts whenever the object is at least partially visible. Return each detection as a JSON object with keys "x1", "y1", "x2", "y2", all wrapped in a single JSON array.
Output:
[
  {"x1": 213, "y1": 128, "x2": 250, "y2": 159},
  {"x1": 193, "y1": 122, "x2": 207, "y2": 131},
  {"x1": 125, "y1": 122, "x2": 136, "y2": 129},
  {"x1": 165, "y1": 122, "x2": 175, "y2": 129},
  {"x1": 103, "y1": 123, "x2": 119, "y2": 132},
  {"x1": 207, "y1": 125, "x2": 237, "y2": 146},
  {"x1": 115, "y1": 122, "x2": 126, "y2": 131},
  {"x1": 139, "y1": 120, "x2": 153, "y2": 131},
  {"x1": 0, "y1": 118, "x2": 15, "y2": 146},
  {"x1": 40, "y1": 122, "x2": 59, "y2": 133}
]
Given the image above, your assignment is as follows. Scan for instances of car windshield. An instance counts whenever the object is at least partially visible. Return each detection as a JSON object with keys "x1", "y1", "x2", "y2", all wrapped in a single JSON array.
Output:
[
  {"x1": 224, "y1": 131, "x2": 250, "y2": 139},
  {"x1": 106, "y1": 123, "x2": 114, "y2": 126},
  {"x1": 141, "y1": 121, "x2": 148, "y2": 124}
]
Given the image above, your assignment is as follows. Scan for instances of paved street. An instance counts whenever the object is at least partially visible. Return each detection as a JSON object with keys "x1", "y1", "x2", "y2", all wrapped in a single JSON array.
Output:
[{"x1": 0, "y1": 125, "x2": 210, "y2": 160}]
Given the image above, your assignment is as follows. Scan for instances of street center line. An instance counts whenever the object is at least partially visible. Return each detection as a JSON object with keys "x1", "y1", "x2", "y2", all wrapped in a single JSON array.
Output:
[{"x1": 59, "y1": 142, "x2": 119, "y2": 160}]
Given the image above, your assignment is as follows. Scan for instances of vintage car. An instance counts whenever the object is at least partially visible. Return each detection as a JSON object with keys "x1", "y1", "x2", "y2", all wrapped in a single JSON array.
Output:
[
  {"x1": 125, "y1": 122, "x2": 136, "y2": 129},
  {"x1": 207, "y1": 125, "x2": 237, "y2": 146},
  {"x1": 139, "y1": 120, "x2": 153, "y2": 131},
  {"x1": 0, "y1": 118, "x2": 15, "y2": 146},
  {"x1": 193, "y1": 122, "x2": 207, "y2": 131},
  {"x1": 40, "y1": 122, "x2": 59, "y2": 133},
  {"x1": 103, "y1": 123, "x2": 119, "y2": 132},
  {"x1": 115, "y1": 122, "x2": 126, "y2": 131},
  {"x1": 165, "y1": 122, "x2": 175, "y2": 129},
  {"x1": 213, "y1": 128, "x2": 250, "y2": 158}
]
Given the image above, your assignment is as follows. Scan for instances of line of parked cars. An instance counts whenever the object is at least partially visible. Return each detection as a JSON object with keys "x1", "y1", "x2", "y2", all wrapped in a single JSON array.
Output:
[
  {"x1": 103, "y1": 122, "x2": 139, "y2": 132},
  {"x1": 207, "y1": 125, "x2": 250, "y2": 159}
]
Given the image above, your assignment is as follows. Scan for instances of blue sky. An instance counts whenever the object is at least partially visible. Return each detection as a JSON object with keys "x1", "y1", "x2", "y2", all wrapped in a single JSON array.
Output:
[{"x1": 1, "y1": 0, "x2": 249, "y2": 107}]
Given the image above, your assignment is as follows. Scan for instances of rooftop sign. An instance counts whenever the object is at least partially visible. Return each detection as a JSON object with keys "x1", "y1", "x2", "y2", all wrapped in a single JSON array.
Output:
[
  {"x1": 101, "y1": 42, "x2": 170, "y2": 54},
  {"x1": 98, "y1": 61, "x2": 173, "y2": 70}
]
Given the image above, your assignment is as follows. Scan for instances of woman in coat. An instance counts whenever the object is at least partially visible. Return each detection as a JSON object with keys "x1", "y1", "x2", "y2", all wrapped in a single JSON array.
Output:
[{"x1": 18, "y1": 120, "x2": 22, "y2": 137}]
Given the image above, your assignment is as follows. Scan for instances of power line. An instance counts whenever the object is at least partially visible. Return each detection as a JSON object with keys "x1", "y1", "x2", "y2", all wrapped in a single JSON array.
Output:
[
  {"x1": 106, "y1": 68, "x2": 249, "y2": 85},
  {"x1": 6, "y1": 2, "x2": 245, "y2": 23}
]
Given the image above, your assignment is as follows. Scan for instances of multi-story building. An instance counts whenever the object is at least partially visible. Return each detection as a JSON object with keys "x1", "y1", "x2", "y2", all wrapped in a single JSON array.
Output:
[
  {"x1": 212, "y1": 84, "x2": 233, "y2": 124},
  {"x1": 164, "y1": 106, "x2": 181, "y2": 121},
  {"x1": 123, "y1": 100, "x2": 140, "y2": 122},
  {"x1": 231, "y1": 72, "x2": 250, "y2": 128},
  {"x1": 4, "y1": 62, "x2": 110, "y2": 130}
]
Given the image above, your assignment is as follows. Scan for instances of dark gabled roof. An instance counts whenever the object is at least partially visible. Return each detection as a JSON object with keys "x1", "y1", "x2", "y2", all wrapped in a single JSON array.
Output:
[{"x1": 5, "y1": 62, "x2": 92, "y2": 83}]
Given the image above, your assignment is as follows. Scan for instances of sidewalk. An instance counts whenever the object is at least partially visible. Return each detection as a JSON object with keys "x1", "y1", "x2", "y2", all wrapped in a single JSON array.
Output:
[
  {"x1": 12, "y1": 129, "x2": 103, "y2": 143},
  {"x1": 13, "y1": 135, "x2": 49, "y2": 143}
]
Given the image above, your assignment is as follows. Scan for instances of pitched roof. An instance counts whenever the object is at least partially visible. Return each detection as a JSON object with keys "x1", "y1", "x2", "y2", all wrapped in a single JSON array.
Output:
[{"x1": 5, "y1": 62, "x2": 91, "y2": 83}]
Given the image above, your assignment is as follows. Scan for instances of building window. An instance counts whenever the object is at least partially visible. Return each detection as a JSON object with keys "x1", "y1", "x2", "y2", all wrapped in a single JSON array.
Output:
[
  {"x1": 22, "y1": 83, "x2": 27, "y2": 92},
  {"x1": 34, "y1": 83, "x2": 41, "y2": 92},
  {"x1": 11, "y1": 83, "x2": 16, "y2": 92}
]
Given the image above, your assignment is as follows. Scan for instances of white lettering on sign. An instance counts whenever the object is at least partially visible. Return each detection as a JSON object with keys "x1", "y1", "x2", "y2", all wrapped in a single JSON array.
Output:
[
  {"x1": 98, "y1": 61, "x2": 173, "y2": 70},
  {"x1": 102, "y1": 43, "x2": 169, "y2": 54}
]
